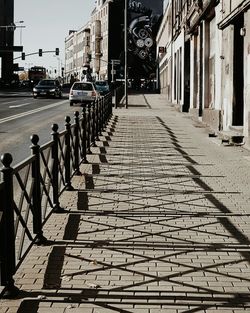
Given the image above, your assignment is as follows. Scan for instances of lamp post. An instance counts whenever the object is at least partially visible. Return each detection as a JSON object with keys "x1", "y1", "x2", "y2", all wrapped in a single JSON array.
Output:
[{"x1": 124, "y1": 0, "x2": 128, "y2": 108}]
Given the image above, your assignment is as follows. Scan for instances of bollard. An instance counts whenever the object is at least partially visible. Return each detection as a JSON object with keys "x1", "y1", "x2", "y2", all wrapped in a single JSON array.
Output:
[
  {"x1": 0, "y1": 153, "x2": 19, "y2": 298},
  {"x1": 81, "y1": 106, "x2": 88, "y2": 163},
  {"x1": 64, "y1": 117, "x2": 73, "y2": 191},
  {"x1": 74, "y1": 111, "x2": 81, "y2": 175},
  {"x1": 51, "y1": 124, "x2": 63, "y2": 212},
  {"x1": 30, "y1": 135, "x2": 47, "y2": 245}
]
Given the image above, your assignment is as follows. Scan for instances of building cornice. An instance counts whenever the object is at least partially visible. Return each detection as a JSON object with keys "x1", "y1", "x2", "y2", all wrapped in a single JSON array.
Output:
[
  {"x1": 218, "y1": 0, "x2": 250, "y2": 30},
  {"x1": 185, "y1": 0, "x2": 217, "y2": 34}
]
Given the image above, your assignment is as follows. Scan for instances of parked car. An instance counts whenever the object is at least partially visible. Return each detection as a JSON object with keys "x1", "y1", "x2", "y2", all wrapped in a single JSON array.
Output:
[
  {"x1": 62, "y1": 83, "x2": 71, "y2": 93},
  {"x1": 69, "y1": 81, "x2": 100, "y2": 106},
  {"x1": 33, "y1": 79, "x2": 62, "y2": 98},
  {"x1": 94, "y1": 80, "x2": 110, "y2": 95}
]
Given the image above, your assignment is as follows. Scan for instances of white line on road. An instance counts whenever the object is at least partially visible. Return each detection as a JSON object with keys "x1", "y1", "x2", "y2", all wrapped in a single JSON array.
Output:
[
  {"x1": 9, "y1": 102, "x2": 31, "y2": 108},
  {"x1": 0, "y1": 100, "x2": 67, "y2": 125},
  {"x1": 2, "y1": 99, "x2": 25, "y2": 105}
]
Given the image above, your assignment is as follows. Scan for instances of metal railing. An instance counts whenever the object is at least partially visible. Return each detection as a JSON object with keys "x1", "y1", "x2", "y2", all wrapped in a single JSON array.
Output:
[{"x1": 0, "y1": 93, "x2": 113, "y2": 298}]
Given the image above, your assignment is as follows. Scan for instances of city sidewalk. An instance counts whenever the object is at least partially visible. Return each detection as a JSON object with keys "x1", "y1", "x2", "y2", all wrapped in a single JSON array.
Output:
[{"x1": 1, "y1": 93, "x2": 250, "y2": 312}]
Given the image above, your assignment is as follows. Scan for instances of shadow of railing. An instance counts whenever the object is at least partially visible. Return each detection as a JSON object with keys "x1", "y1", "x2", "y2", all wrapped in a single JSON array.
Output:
[
  {"x1": 2, "y1": 108, "x2": 250, "y2": 312},
  {"x1": 0, "y1": 94, "x2": 113, "y2": 298}
]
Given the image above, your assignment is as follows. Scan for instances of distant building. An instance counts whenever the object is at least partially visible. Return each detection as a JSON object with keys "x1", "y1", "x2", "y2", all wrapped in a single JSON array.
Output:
[
  {"x1": 65, "y1": 26, "x2": 91, "y2": 83},
  {"x1": 156, "y1": 0, "x2": 172, "y2": 99},
  {"x1": 64, "y1": 0, "x2": 164, "y2": 84},
  {"x1": 64, "y1": 0, "x2": 114, "y2": 83}
]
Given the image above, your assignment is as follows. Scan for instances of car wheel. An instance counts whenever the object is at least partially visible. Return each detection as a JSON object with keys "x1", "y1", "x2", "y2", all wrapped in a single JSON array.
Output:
[
  {"x1": 70, "y1": 101, "x2": 74, "y2": 106},
  {"x1": 59, "y1": 92, "x2": 62, "y2": 99},
  {"x1": 33, "y1": 95, "x2": 37, "y2": 99}
]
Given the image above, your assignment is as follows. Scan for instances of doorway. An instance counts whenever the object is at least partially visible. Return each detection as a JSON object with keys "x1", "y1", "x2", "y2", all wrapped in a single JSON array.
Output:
[
  {"x1": 183, "y1": 40, "x2": 190, "y2": 112},
  {"x1": 232, "y1": 14, "x2": 244, "y2": 126}
]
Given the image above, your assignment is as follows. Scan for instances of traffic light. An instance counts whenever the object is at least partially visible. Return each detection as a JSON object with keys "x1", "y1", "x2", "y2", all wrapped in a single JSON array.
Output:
[
  {"x1": 21, "y1": 52, "x2": 25, "y2": 60},
  {"x1": 55, "y1": 48, "x2": 59, "y2": 55},
  {"x1": 38, "y1": 49, "x2": 42, "y2": 56}
]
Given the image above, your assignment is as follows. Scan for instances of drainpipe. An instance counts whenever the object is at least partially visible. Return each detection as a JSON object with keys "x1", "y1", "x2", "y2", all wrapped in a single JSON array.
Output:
[
  {"x1": 95, "y1": 20, "x2": 101, "y2": 79},
  {"x1": 198, "y1": 22, "x2": 203, "y2": 117}
]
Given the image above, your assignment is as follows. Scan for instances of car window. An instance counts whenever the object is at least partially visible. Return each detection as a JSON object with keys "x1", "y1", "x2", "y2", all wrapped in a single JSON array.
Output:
[
  {"x1": 95, "y1": 81, "x2": 107, "y2": 86},
  {"x1": 38, "y1": 80, "x2": 55, "y2": 86},
  {"x1": 72, "y1": 83, "x2": 93, "y2": 91}
]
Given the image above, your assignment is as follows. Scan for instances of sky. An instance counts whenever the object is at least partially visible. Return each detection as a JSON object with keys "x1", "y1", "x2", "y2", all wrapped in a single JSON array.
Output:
[{"x1": 14, "y1": 0, "x2": 95, "y2": 74}]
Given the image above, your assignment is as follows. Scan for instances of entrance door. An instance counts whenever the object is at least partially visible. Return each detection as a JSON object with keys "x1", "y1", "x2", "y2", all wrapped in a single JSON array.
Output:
[
  {"x1": 232, "y1": 14, "x2": 244, "y2": 126},
  {"x1": 183, "y1": 40, "x2": 190, "y2": 112}
]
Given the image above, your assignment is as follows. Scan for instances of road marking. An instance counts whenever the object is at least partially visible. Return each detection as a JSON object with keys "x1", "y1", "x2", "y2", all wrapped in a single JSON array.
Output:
[
  {"x1": 2, "y1": 99, "x2": 24, "y2": 105},
  {"x1": 0, "y1": 100, "x2": 68, "y2": 125},
  {"x1": 9, "y1": 102, "x2": 31, "y2": 108}
]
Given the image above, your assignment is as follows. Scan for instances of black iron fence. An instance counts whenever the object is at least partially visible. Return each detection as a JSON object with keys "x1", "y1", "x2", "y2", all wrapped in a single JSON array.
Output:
[{"x1": 0, "y1": 93, "x2": 113, "y2": 298}]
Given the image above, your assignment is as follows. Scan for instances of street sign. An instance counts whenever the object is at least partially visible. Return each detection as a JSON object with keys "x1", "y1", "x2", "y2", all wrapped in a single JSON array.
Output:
[{"x1": 0, "y1": 46, "x2": 23, "y2": 52}]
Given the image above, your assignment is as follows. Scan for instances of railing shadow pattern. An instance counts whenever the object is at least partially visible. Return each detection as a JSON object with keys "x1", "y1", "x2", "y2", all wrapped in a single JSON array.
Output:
[
  {"x1": 0, "y1": 93, "x2": 113, "y2": 298},
  {"x1": 1, "y1": 107, "x2": 250, "y2": 312}
]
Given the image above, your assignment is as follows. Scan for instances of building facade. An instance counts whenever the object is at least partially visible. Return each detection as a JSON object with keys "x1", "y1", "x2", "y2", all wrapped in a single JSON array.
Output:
[
  {"x1": 157, "y1": 0, "x2": 250, "y2": 147},
  {"x1": 64, "y1": 24, "x2": 91, "y2": 83},
  {"x1": 90, "y1": 0, "x2": 112, "y2": 81},
  {"x1": 218, "y1": 0, "x2": 250, "y2": 145},
  {"x1": 156, "y1": 1, "x2": 172, "y2": 100}
]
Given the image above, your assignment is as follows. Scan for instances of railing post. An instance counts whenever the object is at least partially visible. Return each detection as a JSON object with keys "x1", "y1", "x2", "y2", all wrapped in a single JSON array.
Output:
[
  {"x1": 87, "y1": 103, "x2": 92, "y2": 154},
  {"x1": 104, "y1": 96, "x2": 108, "y2": 128},
  {"x1": 81, "y1": 106, "x2": 88, "y2": 163},
  {"x1": 95, "y1": 99, "x2": 100, "y2": 141},
  {"x1": 101, "y1": 96, "x2": 105, "y2": 132},
  {"x1": 97, "y1": 99, "x2": 102, "y2": 136},
  {"x1": 30, "y1": 135, "x2": 47, "y2": 245},
  {"x1": 51, "y1": 124, "x2": 63, "y2": 212},
  {"x1": 74, "y1": 111, "x2": 81, "y2": 175},
  {"x1": 109, "y1": 92, "x2": 113, "y2": 116},
  {"x1": 91, "y1": 101, "x2": 97, "y2": 147},
  {"x1": 64, "y1": 116, "x2": 74, "y2": 191},
  {"x1": 0, "y1": 153, "x2": 19, "y2": 298}
]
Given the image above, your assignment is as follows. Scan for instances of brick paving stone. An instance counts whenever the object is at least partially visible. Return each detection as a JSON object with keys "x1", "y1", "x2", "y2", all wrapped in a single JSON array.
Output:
[{"x1": 2, "y1": 94, "x2": 250, "y2": 312}]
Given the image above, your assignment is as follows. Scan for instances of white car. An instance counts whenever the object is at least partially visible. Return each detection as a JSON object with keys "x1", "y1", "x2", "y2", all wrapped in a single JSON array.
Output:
[{"x1": 69, "y1": 81, "x2": 99, "y2": 106}]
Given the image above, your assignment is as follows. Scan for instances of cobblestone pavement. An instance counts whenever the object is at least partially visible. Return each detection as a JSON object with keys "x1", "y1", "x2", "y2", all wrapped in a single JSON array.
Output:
[{"x1": 1, "y1": 94, "x2": 250, "y2": 312}]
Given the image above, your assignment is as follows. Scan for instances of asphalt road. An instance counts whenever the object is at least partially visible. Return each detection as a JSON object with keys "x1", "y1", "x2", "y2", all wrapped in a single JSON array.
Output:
[{"x1": 0, "y1": 92, "x2": 83, "y2": 166}]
